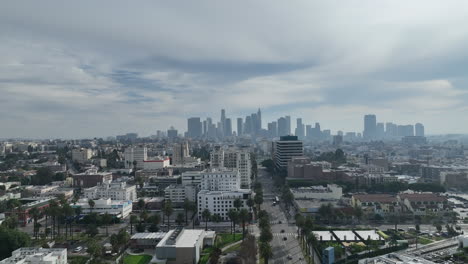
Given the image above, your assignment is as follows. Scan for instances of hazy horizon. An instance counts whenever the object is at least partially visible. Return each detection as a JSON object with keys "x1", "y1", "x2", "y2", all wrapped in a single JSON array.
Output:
[{"x1": 2, "y1": 1, "x2": 468, "y2": 138}]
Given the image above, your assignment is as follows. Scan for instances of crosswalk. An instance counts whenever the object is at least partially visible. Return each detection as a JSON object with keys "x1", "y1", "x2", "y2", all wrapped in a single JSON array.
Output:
[{"x1": 273, "y1": 233, "x2": 297, "y2": 237}]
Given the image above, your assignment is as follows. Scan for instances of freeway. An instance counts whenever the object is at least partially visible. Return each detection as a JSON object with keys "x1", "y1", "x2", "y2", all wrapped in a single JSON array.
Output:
[{"x1": 257, "y1": 167, "x2": 305, "y2": 264}]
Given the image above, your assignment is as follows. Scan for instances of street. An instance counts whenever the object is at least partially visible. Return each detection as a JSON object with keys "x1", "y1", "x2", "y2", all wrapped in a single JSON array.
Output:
[{"x1": 257, "y1": 168, "x2": 305, "y2": 264}]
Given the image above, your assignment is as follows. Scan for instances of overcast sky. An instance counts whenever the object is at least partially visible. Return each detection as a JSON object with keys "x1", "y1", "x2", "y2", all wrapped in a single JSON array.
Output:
[{"x1": 1, "y1": 1, "x2": 468, "y2": 138}]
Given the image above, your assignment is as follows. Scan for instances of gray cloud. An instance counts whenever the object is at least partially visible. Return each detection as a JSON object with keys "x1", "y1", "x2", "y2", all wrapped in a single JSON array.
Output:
[{"x1": 1, "y1": 1, "x2": 468, "y2": 138}]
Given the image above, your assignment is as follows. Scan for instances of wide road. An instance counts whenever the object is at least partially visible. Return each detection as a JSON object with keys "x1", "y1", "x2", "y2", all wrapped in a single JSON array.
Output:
[{"x1": 257, "y1": 167, "x2": 305, "y2": 264}]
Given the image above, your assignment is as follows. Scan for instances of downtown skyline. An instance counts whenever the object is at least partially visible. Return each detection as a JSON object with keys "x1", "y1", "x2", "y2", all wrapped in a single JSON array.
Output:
[{"x1": 2, "y1": 1, "x2": 468, "y2": 138}]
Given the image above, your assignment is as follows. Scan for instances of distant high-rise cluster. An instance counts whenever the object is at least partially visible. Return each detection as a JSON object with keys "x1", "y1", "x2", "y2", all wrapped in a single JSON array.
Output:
[{"x1": 363, "y1": 114, "x2": 425, "y2": 141}]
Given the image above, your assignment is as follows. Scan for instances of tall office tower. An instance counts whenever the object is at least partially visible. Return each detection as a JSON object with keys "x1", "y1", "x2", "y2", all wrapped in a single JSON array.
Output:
[
  {"x1": 210, "y1": 145, "x2": 224, "y2": 168},
  {"x1": 273, "y1": 136, "x2": 303, "y2": 169},
  {"x1": 257, "y1": 108, "x2": 262, "y2": 130},
  {"x1": 322, "y1": 129, "x2": 331, "y2": 140},
  {"x1": 187, "y1": 117, "x2": 202, "y2": 138},
  {"x1": 167, "y1": 126, "x2": 178, "y2": 140},
  {"x1": 202, "y1": 120, "x2": 207, "y2": 136},
  {"x1": 251, "y1": 113, "x2": 258, "y2": 134},
  {"x1": 295, "y1": 118, "x2": 305, "y2": 139},
  {"x1": 385, "y1": 122, "x2": 398, "y2": 138},
  {"x1": 225, "y1": 118, "x2": 232, "y2": 137},
  {"x1": 363, "y1": 114, "x2": 377, "y2": 140},
  {"x1": 208, "y1": 124, "x2": 217, "y2": 139},
  {"x1": 237, "y1": 118, "x2": 243, "y2": 136},
  {"x1": 285, "y1": 116, "x2": 291, "y2": 135},
  {"x1": 376, "y1": 123, "x2": 385, "y2": 139},
  {"x1": 268, "y1": 122, "x2": 277, "y2": 138},
  {"x1": 398, "y1": 125, "x2": 414, "y2": 137},
  {"x1": 415, "y1": 123, "x2": 425, "y2": 137},
  {"x1": 207, "y1": 117, "x2": 213, "y2": 129},
  {"x1": 277, "y1": 117, "x2": 288, "y2": 136},
  {"x1": 337, "y1": 130, "x2": 344, "y2": 136},
  {"x1": 244, "y1": 116, "x2": 252, "y2": 134},
  {"x1": 220, "y1": 109, "x2": 226, "y2": 137},
  {"x1": 305, "y1": 125, "x2": 312, "y2": 139}
]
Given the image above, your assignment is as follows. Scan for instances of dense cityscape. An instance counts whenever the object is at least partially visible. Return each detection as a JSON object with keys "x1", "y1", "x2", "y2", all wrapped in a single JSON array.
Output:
[
  {"x1": 3, "y1": 2, "x2": 468, "y2": 264},
  {"x1": 1, "y1": 109, "x2": 468, "y2": 264}
]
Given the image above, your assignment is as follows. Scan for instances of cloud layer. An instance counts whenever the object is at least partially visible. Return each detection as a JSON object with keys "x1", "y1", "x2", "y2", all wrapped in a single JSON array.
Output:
[{"x1": 1, "y1": 1, "x2": 468, "y2": 138}]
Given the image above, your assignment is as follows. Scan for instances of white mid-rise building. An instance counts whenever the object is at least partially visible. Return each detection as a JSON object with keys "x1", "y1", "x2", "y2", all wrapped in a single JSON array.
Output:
[
  {"x1": 0, "y1": 248, "x2": 67, "y2": 264},
  {"x1": 210, "y1": 146, "x2": 224, "y2": 168},
  {"x1": 182, "y1": 169, "x2": 240, "y2": 192},
  {"x1": 83, "y1": 182, "x2": 137, "y2": 201},
  {"x1": 72, "y1": 198, "x2": 132, "y2": 218},
  {"x1": 124, "y1": 146, "x2": 147, "y2": 169},
  {"x1": 164, "y1": 184, "x2": 197, "y2": 204},
  {"x1": 211, "y1": 146, "x2": 252, "y2": 189},
  {"x1": 198, "y1": 190, "x2": 252, "y2": 221},
  {"x1": 143, "y1": 157, "x2": 170, "y2": 171},
  {"x1": 273, "y1": 136, "x2": 304, "y2": 169},
  {"x1": 71, "y1": 148, "x2": 92, "y2": 164}
]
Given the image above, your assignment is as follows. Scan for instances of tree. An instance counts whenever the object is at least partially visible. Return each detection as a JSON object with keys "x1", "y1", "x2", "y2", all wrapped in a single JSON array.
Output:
[
  {"x1": 234, "y1": 198, "x2": 243, "y2": 211},
  {"x1": 183, "y1": 199, "x2": 193, "y2": 225},
  {"x1": 130, "y1": 215, "x2": 138, "y2": 235},
  {"x1": 228, "y1": 209, "x2": 239, "y2": 235},
  {"x1": 0, "y1": 226, "x2": 31, "y2": 260},
  {"x1": 209, "y1": 247, "x2": 222, "y2": 264},
  {"x1": 239, "y1": 208, "x2": 250, "y2": 239},
  {"x1": 254, "y1": 192, "x2": 263, "y2": 211},
  {"x1": 259, "y1": 228, "x2": 273, "y2": 243},
  {"x1": 259, "y1": 242, "x2": 273, "y2": 264},
  {"x1": 29, "y1": 207, "x2": 41, "y2": 239},
  {"x1": 88, "y1": 199, "x2": 95, "y2": 214},
  {"x1": 246, "y1": 198, "x2": 254, "y2": 213},
  {"x1": 202, "y1": 209, "x2": 211, "y2": 231},
  {"x1": 86, "y1": 224, "x2": 99, "y2": 237},
  {"x1": 102, "y1": 213, "x2": 113, "y2": 236},
  {"x1": 176, "y1": 212, "x2": 185, "y2": 226},
  {"x1": 163, "y1": 200, "x2": 174, "y2": 229},
  {"x1": 137, "y1": 199, "x2": 146, "y2": 211},
  {"x1": 87, "y1": 239, "x2": 103, "y2": 260},
  {"x1": 61, "y1": 203, "x2": 74, "y2": 239}
]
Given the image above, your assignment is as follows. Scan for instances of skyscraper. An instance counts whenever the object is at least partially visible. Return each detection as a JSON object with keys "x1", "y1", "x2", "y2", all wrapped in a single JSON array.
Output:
[
  {"x1": 257, "y1": 108, "x2": 262, "y2": 130},
  {"x1": 295, "y1": 118, "x2": 305, "y2": 139},
  {"x1": 415, "y1": 123, "x2": 425, "y2": 137},
  {"x1": 225, "y1": 118, "x2": 232, "y2": 137},
  {"x1": 277, "y1": 117, "x2": 288, "y2": 137},
  {"x1": 268, "y1": 122, "x2": 277, "y2": 138},
  {"x1": 285, "y1": 116, "x2": 291, "y2": 135},
  {"x1": 251, "y1": 113, "x2": 258, "y2": 134},
  {"x1": 167, "y1": 126, "x2": 178, "y2": 140},
  {"x1": 376, "y1": 122, "x2": 385, "y2": 139},
  {"x1": 221, "y1": 109, "x2": 226, "y2": 137},
  {"x1": 237, "y1": 118, "x2": 243, "y2": 136},
  {"x1": 363, "y1": 114, "x2": 377, "y2": 140},
  {"x1": 244, "y1": 116, "x2": 252, "y2": 134},
  {"x1": 187, "y1": 117, "x2": 202, "y2": 138}
]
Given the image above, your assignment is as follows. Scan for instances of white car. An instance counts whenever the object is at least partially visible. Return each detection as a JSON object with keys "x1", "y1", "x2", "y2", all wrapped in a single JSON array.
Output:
[{"x1": 73, "y1": 246, "x2": 82, "y2": 253}]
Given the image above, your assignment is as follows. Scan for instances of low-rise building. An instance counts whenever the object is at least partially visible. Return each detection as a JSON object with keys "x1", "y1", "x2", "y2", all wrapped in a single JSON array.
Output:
[
  {"x1": 351, "y1": 194, "x2": 400, "y2": 216},
  {"x1": 291, "y1": 184, "x2": 342, "y2": 200},
  {"x1": 143, "y1": 158, "x2": 171, "y2": 171},
  {"x1": 153, "y1": 228, "x2": 215, "y2": 264},
  {"x1": 71, "y1": 198, "x2": 132, "y2": 218},
  {"x1": 399, "y1": 193, "x2": 449, "y2": 215},
  {"x1": 0, "y1": 248, "x2": 67, "y2": 264},
  {"x1": 71, "y1": 148, "x2": 92, "y2": 164},
  {"x1": 130, "y1": 232, "x2": 167, "y2": 249},
  {"x1": 84, "y1": 182, "x2": 137, "y2": 201},
  {"x1": 72, "y1": 170, "x2": 112, "y2": 188},
  {"x1": 164, "y1": 184, "x2": 197, "y2": 205}
]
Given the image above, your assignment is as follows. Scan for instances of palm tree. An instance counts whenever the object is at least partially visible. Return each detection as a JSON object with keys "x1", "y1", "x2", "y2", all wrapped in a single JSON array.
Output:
[
  {"x1": 259, "y1": 242, "x2": 272, "y2": 264},
  {"x1": 246, "y1": 198, "x2": 254, "y2": 213},
  {"x1": 137, "y1": 199, "x2": 146, "y2": 212},
  {"x1": 254, "y1": 192, "x2": 263, "y2": 211},
  {"x1": 102, "y1": 212, "x2": 113, "y2": 236},
  {"x1": 228, "y1": 209, "x2": 238, "y2": 235},
  {"x1": 88, "y1": 199, "x2": 95, "y2": 214},
  {"x1": 163, "y1": 200, "x2": 173, "y2": 230},
  {"x1": 233, "y1": 198, "x2": 242, "y2": 211},
  {"x1": 130, "y1": 215, "x2": 138, "y2": 234},
  {"x1": 239, "y1": 208, "x2": 250, "y2": 239},
  {"x1": 29, "y1": 207, "x2": 41, "y2": 239},
  {"x1": 202, "y1": 209, "x2": 211, "y2": 231},
  {"x1": 183, "y1": 199, "x2": 193, "y2": 225},
  {"x1": 61, "y1": 204, "x2": 74, "y2": 239},
  {"x1": 73, "y1": 207, "x2": 82, "y2": 239},
  {"x1": 176, "y1": 212, "x2": 185, "y2": 226}
]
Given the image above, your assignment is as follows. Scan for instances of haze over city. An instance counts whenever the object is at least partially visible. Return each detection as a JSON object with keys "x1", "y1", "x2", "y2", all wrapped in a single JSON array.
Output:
[{"x1": 2, "y1": 1, "x2": 468, "y2": 138}]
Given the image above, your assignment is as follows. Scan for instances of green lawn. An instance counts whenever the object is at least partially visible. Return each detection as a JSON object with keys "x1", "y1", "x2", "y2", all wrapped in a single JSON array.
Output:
[
  {"x1": 216, "y1": 233, "x2": 242, "y2": 248},
  {"x1": 123, "y1": 254, "x2": 152, "y2": 264},
  {"x1": 223, "y1": 243, "x2": 242, "y2": 253},
  {"x1": 417, "y1": 237, "x2": 434, "y2": 245}
]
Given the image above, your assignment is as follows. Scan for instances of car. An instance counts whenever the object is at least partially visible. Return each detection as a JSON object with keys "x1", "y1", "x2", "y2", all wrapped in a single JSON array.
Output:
[
  {"x1": 278, "y1": 220, "x2": 282, "y2": 224},
  {"x1": 283, "y1": 237, "x2": 287, "y2": 241},
  {"x1": 287, "y1": 255, "x2": 292, "y2": 260},
  {"x1": 281, "y1": 229, "x2": 285, "y2": 233},
  {"x1": 73, "y1": 246, "x2": 82, "y2": 253}
]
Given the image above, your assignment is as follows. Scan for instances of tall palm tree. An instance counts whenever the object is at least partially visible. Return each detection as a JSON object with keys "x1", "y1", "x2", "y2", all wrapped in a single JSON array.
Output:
[
  {"x1": 233, "y1": 198, "x2": 242, "y2": 211},
  {"x1": 259, "y1": 242, "x2": 272, "y2": 264},
  {"x1": 254, "y1": 192, "x2": 263, "y2": 211},
  {"x1": 183, "y1": 199, "x2": 192, "y2": 225},
  {"x1": 228, "y1": 209, "x2": 238, "y2": 237},
  {"x1": 61, "y1": 204, "x2": 74, "y2": 239},
  {"x1": 73, "y1": 207, "x2": 82, "y2": 239},
  {"x1": 102, "y1": 212, "x2": 113, "y2": 236},
  {"x1": 29, "y1": 207, "x2": 41, "y2": 239},
  {"x1": 88, "y1": 199, "x2": 95, "y2": 214},
  {"x1": 163, "y1": 200, "x2": 173, "y2": 230},
  {"x1": 130, "y1": 215, "x2": 138, "y2": 235},
  {"x1": 202, "y1": 209, "x2": 211, "y2": 231},
  {"x1": 239, "y1": 208, "x2": 250, "y2": 239}
]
